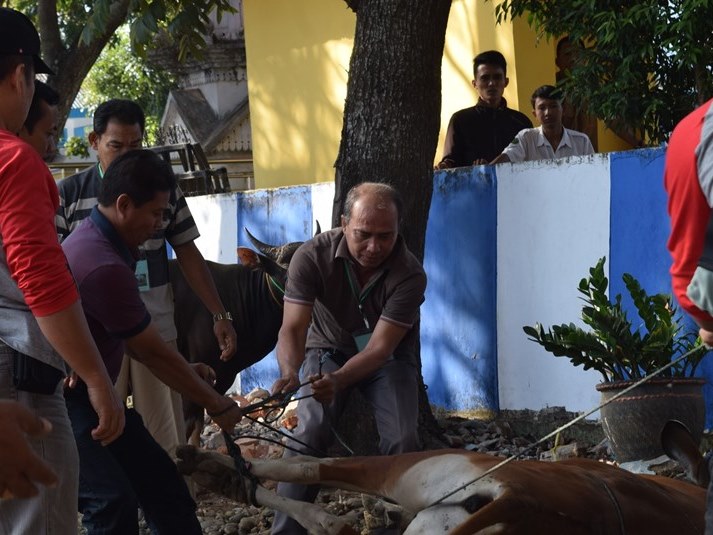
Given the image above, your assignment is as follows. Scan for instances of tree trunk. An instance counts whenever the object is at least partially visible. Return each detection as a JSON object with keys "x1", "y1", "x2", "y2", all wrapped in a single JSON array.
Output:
[
  {"x1": 38, "y1": 0, "x2": 131, "y2": 133},
  {"x1": 331, "y1": 0, "x2": 452, "y2": 451}
]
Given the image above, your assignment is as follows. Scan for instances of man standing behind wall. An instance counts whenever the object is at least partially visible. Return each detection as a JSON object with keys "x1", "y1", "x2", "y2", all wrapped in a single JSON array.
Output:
[
  {"x1": 55, "y1": 99, "x2": 237, "y2": 456},
  {"x1": 436, "y1": 50, "x2": 532, "y2": 169},
  {"x1": 664, "y1": 98, "x2": 713, "y2": 532},
  {"x1": 270, "y1": 182, "x2": 426, "y2": 535},
  {"x1": 0, "y1": 8, "x2": 124, "y2": 534},
  {"x1": 491, "y1": 85, "x2": 594, "y2": 164}
]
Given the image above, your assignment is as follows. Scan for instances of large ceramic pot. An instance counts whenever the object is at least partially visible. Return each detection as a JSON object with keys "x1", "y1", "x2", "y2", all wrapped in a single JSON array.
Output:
[{"x1": 596, "y1": 377, "x2": 706, "y2": 462}]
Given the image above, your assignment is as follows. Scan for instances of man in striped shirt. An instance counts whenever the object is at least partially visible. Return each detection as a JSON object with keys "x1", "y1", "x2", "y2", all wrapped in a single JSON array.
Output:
[{"x1": 56, "y1": 99, "x2": 237, "y2": 458}]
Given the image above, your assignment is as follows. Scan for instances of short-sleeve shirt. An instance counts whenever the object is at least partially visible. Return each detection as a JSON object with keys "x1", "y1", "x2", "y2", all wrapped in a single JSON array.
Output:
[
  {"x1": 56, "y1": 164, "x2": 199, "y2": 340},
  {"x1": 665, "y1": 98, "x2": 713, "y2": 324},
  {"x1": 0, "y1": 130, "x2": 79, "y2": 370},
  {"x1": 284, "y1": 228, "x2": 427, "y2": 365},
  {"x1": 61, "y1": 207, "x2": 151, "y2": 381},
  {"x1": 502, "y1": 126, "x2": 595, "y2": 162}
]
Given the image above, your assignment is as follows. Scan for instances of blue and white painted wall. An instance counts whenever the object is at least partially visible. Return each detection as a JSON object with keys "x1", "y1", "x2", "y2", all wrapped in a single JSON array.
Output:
[{"x1": 184, "y1": 147, "x2": 713, "y2": 426}]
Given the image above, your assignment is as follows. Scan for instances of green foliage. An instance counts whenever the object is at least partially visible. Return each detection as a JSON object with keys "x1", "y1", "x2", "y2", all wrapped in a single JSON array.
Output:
[
  {"x1": 493, "y1": 0, "x2": 713, "y2": 144},
  {"x1": 523, "y1": 257, "x2": 705, "y2": 382},
  {"x1": 81, "y1": 26, "x2": 175, "y2": 120},
  {"x1": 64, "y1": 136, "x2": 90, "y2": 158}
]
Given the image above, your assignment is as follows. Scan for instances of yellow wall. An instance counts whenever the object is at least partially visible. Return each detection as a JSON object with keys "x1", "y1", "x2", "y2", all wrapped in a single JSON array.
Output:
[
  {"x1": 243, "y1": 0, "x2": 354, "y2": 188},
  {"x1": 243, "y1": 0, "x2": 630, "y2": 188}
]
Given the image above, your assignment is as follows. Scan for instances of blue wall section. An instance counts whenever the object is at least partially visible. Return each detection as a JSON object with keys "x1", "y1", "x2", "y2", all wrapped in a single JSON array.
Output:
[
  {"x1": 609, "y1": 148, "x2": 713, "y2": 428},
  {"x1": 422, "y1": 167, "x2": 498, "y2": 412},
  {"x1": 235, "y1": 187, "x2": 315, "y2": 393}
]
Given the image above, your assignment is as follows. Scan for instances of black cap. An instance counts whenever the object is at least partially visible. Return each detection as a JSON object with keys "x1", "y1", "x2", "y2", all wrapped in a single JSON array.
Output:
[{"x1": 0, "y1": 8, "x2": 54, "y2": 75}]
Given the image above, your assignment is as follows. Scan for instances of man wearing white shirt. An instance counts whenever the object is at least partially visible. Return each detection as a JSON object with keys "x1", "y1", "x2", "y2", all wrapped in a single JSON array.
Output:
[{"x1": 491, "y1": 84, "x2": 595, "y2": 164}]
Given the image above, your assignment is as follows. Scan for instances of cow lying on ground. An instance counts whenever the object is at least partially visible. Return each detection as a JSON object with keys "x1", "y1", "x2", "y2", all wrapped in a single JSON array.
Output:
[
  {"x1": 170, "y1": 230, "x2": 306, "y2": 444},
  {"x1": 176, "y1": 421, "x2": 707, "y2": 534}
]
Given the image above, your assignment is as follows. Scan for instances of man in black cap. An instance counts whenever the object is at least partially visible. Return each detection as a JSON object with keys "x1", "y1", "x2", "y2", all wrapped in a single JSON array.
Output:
[{"x1": 0, "y1": 8, "x2": 124, "y2": 535}]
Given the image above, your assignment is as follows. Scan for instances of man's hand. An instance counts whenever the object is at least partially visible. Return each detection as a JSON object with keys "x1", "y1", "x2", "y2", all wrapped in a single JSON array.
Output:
[
  {"x1": 84, "y1": 378, "x2": 125, "y2": 445},
  {"x1": 699, "y1": 327, "x2": 713, "y2": 348},
  {"x1": 308, "y1": 372, "x2": 340, "y2": 404},
  {"x1": 271, "y1": 371, "x2": 300, "y2": 396},
  {"x1": 0, "y1": 401, "x2": 58, "y2": 499},
  {"x1": 192, "y1": 363, "x2": 217, "y2": 386},
  {"x1": 434, "y1": 159, "x2": 454, "y2": 170},
  {"x1": 473, "y1": 158, "x2": 488, "y2": 165},
  {"x1": 208, "y1": 398, "x2": 243, "y2": 432},
  {"x1": 214, "y1": 319, "x2": 237, "y2": 362}
]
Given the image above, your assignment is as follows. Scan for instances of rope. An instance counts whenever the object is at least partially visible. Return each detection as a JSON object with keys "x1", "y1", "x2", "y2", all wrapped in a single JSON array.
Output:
[{"x1": 426, "y1": 344, "x2": 708, "y2": 508}]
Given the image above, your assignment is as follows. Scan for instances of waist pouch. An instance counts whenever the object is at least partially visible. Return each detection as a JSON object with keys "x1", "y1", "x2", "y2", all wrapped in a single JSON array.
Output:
[{"x1": 13, "y1": 352, "x2": 65, "y2": 395}]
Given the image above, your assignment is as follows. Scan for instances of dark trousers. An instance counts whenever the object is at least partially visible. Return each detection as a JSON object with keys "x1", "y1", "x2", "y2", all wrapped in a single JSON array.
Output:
[
  {"x1": 65, "y1": 385, "x2": 201, "y2": 535},
  {"x1": 271, "y1": 349, "x2": 420, "y2": 534}
]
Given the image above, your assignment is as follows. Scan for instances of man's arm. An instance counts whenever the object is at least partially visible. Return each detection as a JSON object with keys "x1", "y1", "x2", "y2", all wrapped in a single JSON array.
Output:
[
  {"x1": 173, "y1": 241, "x2": 237, "y2": 361},
  {"x1": 35, "y1": 303, "x2": 125, "y2": 445},
  {"x1": 490, "y1": 153, "x2": 511, "y2": 165},
  {"x1": 126, "y1": 321, "x2": 241, "y2": 431},
  {"x1": 435, "y1": 115, "x2": 458, "y2": 169},
  {"x1": 309, "y1": 318, "x2": 408, "y2": 404},
  {"x1": 271, "y1": 301, "x2": 312, "y2": 395}
]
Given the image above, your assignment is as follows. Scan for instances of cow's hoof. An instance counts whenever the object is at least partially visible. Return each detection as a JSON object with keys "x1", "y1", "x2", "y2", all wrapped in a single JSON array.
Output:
[{"x1": 176, "y1": 445, "x2": 250, "y2": 503}]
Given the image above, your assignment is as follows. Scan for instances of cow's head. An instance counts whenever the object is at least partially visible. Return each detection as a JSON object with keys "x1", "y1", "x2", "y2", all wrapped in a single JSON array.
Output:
[{"x1": 237, "y1": 223, "x2": 321, "y2": 280}]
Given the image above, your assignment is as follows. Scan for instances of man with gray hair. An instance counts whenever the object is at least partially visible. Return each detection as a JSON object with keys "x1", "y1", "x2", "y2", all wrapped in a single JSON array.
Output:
[{"x1": 270, "y1": 182, "x2": 427, "y2": 534}]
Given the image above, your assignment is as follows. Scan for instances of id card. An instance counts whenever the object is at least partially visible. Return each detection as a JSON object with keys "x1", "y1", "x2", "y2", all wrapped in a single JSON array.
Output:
[
  {"x1": 353, "y1": 330, "x2": 372, "y2": 352},
  {"x1": 135, "y1": 259, "x2": 150, "y2": 292}
]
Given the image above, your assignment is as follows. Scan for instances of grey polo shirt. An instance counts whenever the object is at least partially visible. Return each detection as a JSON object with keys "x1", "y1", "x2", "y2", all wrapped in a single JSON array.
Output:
[{"x1": 284, "y1": 228, "x2": 426, "y2": 365}]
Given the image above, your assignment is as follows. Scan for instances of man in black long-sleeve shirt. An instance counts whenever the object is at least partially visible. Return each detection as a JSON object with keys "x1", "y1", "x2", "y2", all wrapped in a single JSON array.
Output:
[{"x1": 437, "y1": 50, "x2": 532, "y2": 169}]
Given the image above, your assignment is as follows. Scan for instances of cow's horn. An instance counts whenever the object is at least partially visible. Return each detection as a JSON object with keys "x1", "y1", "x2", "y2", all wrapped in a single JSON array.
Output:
[{"x1": 245, "y1": 228, "x2": 280, "y2": 259}]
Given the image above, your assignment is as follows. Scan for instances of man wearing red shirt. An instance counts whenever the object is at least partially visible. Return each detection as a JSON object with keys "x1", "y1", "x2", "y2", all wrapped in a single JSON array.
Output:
[{"x1": 0, "y1": 8, "x2": 123, "y2": 534}]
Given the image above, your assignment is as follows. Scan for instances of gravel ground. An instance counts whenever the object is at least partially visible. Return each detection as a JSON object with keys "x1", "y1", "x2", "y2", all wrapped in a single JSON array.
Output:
[{"x1": 82, "y1": 405, "x2": 688, "y2": 535}]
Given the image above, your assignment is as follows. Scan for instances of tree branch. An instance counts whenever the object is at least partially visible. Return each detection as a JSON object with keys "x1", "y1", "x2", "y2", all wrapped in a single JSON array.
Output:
[{"x1": 37, "y1": 0, "x2": 64, "y2": 71}]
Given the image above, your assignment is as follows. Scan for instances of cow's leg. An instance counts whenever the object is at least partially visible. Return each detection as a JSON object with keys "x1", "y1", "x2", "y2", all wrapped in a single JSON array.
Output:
[{"x1": 402, "y1": 507, "x2": 471, "y2": 535}]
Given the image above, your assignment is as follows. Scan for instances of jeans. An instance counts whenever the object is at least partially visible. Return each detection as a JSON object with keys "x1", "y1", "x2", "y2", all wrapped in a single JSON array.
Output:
[
  {"x1": 0, "y1": 345, "x2": 79, "y2": 535},
  {"x1": 271, "y1": 349, "x2": 420, "y2": 534},
  {"x1": 65, "y1": 383, "x2": 201, "y2": 535}
]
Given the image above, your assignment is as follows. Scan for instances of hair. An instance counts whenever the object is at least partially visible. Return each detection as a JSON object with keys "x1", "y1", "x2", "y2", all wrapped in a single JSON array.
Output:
[
  {"x1": 473, "y1": 50, "x2": 507, "y2": 78},
  {"x1": 556, "y1": 36, "x2": 571, "y2": 56},
  {"x1": 93, "y1": 99, "x2": 145, "y2": 136},
  {"x1": 24, "y1": 80, "x2": 59, "y2": 133},
  {"x1": 343, "y1": 182, "x2": 403, "y2": 224},
  {"x1": 98, "y1": 149, "x2": 176, "y2": 208},
  {"x1": 530, "y1": 84, "x2": 563, "y2": 108},
  {"x1": 0, "y1": 54, "x2": 33, "y2": 82}
]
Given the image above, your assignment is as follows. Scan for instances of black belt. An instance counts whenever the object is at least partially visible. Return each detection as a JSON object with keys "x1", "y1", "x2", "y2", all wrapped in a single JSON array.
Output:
[{"x1": 12, "y1": 352, "x2": 65, "y2": 395}]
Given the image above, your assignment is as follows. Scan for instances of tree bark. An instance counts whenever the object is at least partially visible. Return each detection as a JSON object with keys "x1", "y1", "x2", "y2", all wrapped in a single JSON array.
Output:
[{"x1": 332, "y1": 0, "x2": 452, "y2": 450}]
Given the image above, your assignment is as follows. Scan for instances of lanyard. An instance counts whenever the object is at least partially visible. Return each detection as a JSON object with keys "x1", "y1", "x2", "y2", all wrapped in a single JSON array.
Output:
[{"x1": 343, "y1": 261, "x2": 383, "y2": 330}]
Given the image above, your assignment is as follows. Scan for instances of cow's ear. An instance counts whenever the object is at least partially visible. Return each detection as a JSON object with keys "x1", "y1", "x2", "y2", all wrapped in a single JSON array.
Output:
[{"x1": 238, "y1": 247, "x2": 260, "y2": 268}]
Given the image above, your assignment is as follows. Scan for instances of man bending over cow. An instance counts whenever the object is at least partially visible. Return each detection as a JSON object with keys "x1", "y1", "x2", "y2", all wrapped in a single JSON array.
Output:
[
  {"x1": 270, "y1": 182, "x2": 427, "y2": 535},
  {"x1": 55, "y1": 99, "x2": 237, "y2": 459},
  {"x1": 61, "y1": 149, "x2": 242, "y2": 534}
]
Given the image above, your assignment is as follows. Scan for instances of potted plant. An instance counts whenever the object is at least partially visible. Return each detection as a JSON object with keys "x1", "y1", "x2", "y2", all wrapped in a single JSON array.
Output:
[{"x1": 523, "y1": 257, "x2": 708, "y2": 462}]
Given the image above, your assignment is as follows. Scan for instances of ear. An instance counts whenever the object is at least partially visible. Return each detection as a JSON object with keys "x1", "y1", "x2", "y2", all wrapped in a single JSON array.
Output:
[
  {"x1": 237, "y1": 247, "x2": 260, "y2": 268},
  {"x1": 503, "y1": 76, "x2": 510, "y2": 88},
  {"x1": 340, "y1": 215, "x2": 347, "y2": 230},
  {"x1": 115, "y1": 193, "x2": 132, "y2": 218},
  {"x1": 471, "y1": 79, "x2": 477, "y2": 89},
  {"x1": 88, "y1": 131, "x2": 99, "y2": 150}
]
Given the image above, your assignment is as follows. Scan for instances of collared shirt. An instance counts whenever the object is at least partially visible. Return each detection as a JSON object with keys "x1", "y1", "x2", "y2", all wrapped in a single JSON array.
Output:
[
  {"x1": 502, "y1": 126, "x2": 595, "y2": 162},
  {"x1": 284, "y1": 228, "x2": 427, "y2": 365},
  {"x1": 61, "y1": 207, "x2": 151, "y2": 381},
  {"x1": 56, "y1": 164, "x2": 200, "y2": 340},
  {"x1": 439, "y1": 98, "x2": 533, "y2": 167}
]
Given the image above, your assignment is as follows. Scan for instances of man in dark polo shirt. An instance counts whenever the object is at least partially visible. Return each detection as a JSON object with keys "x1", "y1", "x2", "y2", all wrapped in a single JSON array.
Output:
[
  {"x1": 61, "y1": 149, "x2": 242, "y2": 535},
  {"x1": 270, "y1": 182, "x2": 427, "y2": 535}
]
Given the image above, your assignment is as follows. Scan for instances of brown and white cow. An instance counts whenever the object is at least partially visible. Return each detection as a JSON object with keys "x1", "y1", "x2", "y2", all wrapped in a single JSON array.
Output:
[{"x1": 176, "y1": 425, "x2": 707, "y2": 535}]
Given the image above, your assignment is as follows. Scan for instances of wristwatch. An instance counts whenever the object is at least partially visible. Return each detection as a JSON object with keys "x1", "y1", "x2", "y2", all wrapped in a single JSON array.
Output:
[{"x1": 212, "y1": 311, "x2": 233, "y2": 323}]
